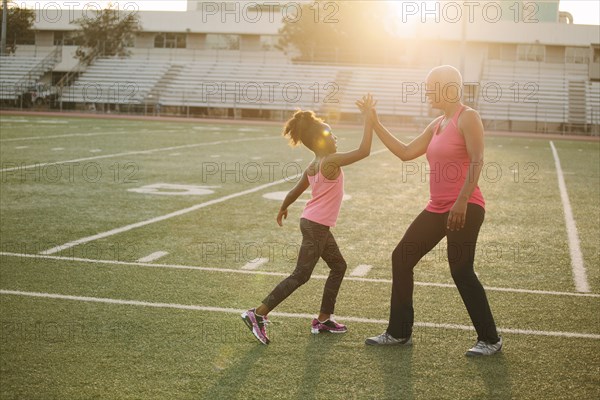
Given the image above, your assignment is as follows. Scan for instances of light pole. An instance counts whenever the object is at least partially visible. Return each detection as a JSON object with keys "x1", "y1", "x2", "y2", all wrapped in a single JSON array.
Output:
[{"x1": 1, "y1": 0, "x2": 8, "y2": 56}]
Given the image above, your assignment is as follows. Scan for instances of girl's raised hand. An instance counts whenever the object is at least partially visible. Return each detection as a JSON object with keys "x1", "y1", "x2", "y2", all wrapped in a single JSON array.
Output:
[
  {"x1": 364, "y1": 93, "x2": 376, "y2": 110},
  {"x1": 356, "y1": 94, "x2": 379, "y2": 126},
  {"x1": 356, "y1": 94, "x2": 369, "y2": 112},
  {"x1": 327, "y1": 93, "x2": 375, "y2": 168},
  {"x1": 356, "y1": 94, "x2": 377, "y2": 116},
  {"x1": 355, "y1": 98, "x2": 365, "y2": 113}
]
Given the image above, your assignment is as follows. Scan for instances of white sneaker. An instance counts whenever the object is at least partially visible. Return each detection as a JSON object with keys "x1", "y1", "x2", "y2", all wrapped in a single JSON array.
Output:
[
  {"x1": 365, "y1": 332, "x2": 412, "y2": 346},
  {"x1": 466, "y1": 336, "x2": 503, "y2": 356}
]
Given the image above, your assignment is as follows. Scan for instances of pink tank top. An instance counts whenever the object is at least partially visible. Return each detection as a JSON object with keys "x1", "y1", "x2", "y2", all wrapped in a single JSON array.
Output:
[
  {"x1": 301, "y1": 162, "x2": 344, "y2": 227},
  {"x1": 425, "y1": 106, "x2": 485, "y2": 213}
]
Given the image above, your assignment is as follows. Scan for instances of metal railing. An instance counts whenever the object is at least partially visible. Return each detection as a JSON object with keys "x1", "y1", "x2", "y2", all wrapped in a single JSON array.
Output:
[
  {"x1": 56, "y1": 51, "x2": 100, "y2": 110},
  {"x1": 12, "y1": 45, "x2": 62, "y2": 98}
]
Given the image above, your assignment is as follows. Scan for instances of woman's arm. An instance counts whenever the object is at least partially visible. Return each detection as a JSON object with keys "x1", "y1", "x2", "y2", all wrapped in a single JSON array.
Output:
[
  {"x1": 277, "y1": 170, "x2": 310, "y2": 226},
  {"x1": 447, "y1": 109, "x2": 485, "y2": 231},
  {"x1": 371, "y1": 110, "x2": 441, "y2": 161}
]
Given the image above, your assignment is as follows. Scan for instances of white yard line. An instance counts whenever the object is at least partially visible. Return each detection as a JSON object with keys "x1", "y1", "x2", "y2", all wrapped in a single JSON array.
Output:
[
  {"x1": 241, "y1": 258, "x2": 269, "y2": 270},
  {"x1": 549, "y1": 141, "x2": 590, "y2": 293},
  {"x1": 36, "y1": 146, "x2": 389, "y2": 255},
  {"x1": 0, "y1": 131, "x2": 125, "y2": 142},
  {"x1": 39, "y1": 174, "x2": 302, "y2": 255},
  {"x1": 2, "y1": 252, "x2": 598, "y2": 298},
  {"x1": 350, "y1": 264, "x2": 373, "y2": 277},
  {"x1": 1, "y1": 289, "x2": 598, "y2": 339},
  {"x1": 0, "y1": 136, "x2": 277, "y2": 173},
  {"x1": 136, "y1": 251, "x2": 169, "y2": 263}
]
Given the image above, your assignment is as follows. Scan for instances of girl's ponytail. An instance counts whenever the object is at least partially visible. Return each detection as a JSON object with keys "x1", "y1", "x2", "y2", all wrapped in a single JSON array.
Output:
[{"x1": 282, "y1": 110, "x2": 323, "y2": 148}]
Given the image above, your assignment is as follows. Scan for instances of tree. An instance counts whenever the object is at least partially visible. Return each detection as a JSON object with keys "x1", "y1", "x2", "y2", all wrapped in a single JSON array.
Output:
[
  {"x1": 0, "y1": 1, "x2": 35, "y2": 55},
  {"x1": 277, "y1": 1, "x2": 404, "y2": 64},
  {"x1": 74, "y1": 5, "x2": 141, "y2": 64}
]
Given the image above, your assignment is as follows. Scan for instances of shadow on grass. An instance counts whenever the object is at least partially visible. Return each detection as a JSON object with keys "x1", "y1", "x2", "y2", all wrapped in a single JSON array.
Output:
[
  {"x1": 296, "y1": 333, "x2": 345, "y2": 399},
  {"x1": 202, "y1": 344, "x2": 267, "y2": 399},
  {"x1": 364, "y1": 344, "x2": 414, "y2": 400},
  {"x1": 467, "y1": 352, "x2": 512, "y2": 399}
]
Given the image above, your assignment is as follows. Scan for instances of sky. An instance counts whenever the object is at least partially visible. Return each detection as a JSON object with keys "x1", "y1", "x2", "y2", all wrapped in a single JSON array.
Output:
[
  {"x1": 13, "y1": 0, "x2": 600, "y2": 25},
  {"x1": 556, "y1": 0, "x2": 600, "y2": 25}
]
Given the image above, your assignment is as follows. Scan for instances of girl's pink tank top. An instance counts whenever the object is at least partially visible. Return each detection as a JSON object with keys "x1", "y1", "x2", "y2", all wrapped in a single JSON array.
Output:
[
  {"x1": 425, "y1": 106, "x2": 485, "y2": 213},
  {"x1": 301, "y1": 162, "x2": 344, "y2": 227}
]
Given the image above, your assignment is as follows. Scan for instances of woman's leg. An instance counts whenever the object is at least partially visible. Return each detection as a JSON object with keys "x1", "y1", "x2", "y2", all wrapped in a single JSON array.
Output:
[
  {"x1": 260, "y1": 219, "x2": 330, "y2": 313},
  {"x1": 446, "y1": 204, "x2": 499, "y2": 343},
  {"x1": 318, "y1": 231, "x2": 348, "y2": 318},
  {"x1": 387, "y1": 210, "x2": 447, "y2": 338}
]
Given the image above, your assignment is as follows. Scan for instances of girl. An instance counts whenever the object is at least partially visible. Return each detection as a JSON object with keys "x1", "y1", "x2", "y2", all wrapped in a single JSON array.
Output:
[{"x1": 242, "y1": 95, "x2": 376, "y2": 345}]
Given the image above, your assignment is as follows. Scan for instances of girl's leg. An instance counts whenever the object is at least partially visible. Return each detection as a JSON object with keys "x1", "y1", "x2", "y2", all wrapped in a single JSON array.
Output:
[
  {"x1": 387, "y1": 210, "x2": 447, "y2": 338},
  {"x1": 318, "y1": 230, "x2": 348, "y2": 319},
  {"x1": 446, "y1": 204, "x2": 499, "y2": 343},
  {"x1": 255, "y1": 303, "x2": 270, "y2": 316},
  {"x1": 260, "y1": 219, "x2": 330, "y2": 313}
]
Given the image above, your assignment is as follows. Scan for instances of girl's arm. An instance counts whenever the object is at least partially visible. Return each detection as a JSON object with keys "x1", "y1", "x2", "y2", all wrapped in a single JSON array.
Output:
[
  {"x1": 371, "y1": 109, "x2": 442, "y2": 161},
  {"x1": 323, "y1": 95, "x2": 375, "y2": 169},
  {"x1": 325, "y1": 117, "x2": 373, "y2": 168},
  {"x1": 447, "y1": 109, "x2": 485, "y2": 231},
  {"x1": 277, "y1": 170, "x2": 310, "y2": 226}
]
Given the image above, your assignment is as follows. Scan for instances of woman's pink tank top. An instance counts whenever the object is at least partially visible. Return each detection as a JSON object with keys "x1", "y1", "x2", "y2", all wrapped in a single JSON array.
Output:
[
  {"x1": 301, "y1": 162, "x2": 344, "y2": 227},
  {"x1": 425, "y1": 106, "x2": 485, "y2": 213}
]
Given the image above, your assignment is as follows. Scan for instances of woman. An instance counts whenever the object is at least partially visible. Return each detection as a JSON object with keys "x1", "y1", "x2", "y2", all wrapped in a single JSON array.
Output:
[{"x1": 359, "y1": 66, "x2": 502, "y2": 356}]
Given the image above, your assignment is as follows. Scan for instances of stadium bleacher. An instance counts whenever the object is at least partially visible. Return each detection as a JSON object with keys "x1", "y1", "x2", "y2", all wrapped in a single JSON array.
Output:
[
  {"x1": 155, "y1": 61, "x2": 339, "y2": 113},
  {"x1": 56, "y1": 56, "x2": 598, "y2": 133},
  {"x1": 145, "y1": 61, "x2": 433, "y2": 118},
  {"x1": 62, "y1": 58, "x2": 433, "y2": 118},
  {"x1": 0, "y1": 53, "x2": 59, "y2": 101},
  {"x1": 479, "y1": 59, "x2": 596, "y2": 131},
  {"x1": 338, "y1": 66, "x2": 431, "y2": 117},
  {"x1": 60, "y1": 58, "x2": 171, "y2": 104}
]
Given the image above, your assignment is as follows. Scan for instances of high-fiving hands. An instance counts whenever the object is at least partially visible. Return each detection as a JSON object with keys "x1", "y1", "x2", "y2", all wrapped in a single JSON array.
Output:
[{"x1": 355, "y1": 93, "x2": 378, "y2": 123}]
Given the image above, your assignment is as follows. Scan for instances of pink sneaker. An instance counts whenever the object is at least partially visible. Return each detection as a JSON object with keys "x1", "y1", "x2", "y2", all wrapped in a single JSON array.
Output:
[
  {"x1": 311, "y1": 318, "x2": 347, "y2": 334},
  {"x1": 241, "y1": 309, "x2": 270, "y2": 344}
]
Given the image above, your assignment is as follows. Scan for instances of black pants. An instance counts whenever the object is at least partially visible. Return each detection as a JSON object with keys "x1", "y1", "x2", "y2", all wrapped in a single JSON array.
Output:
[
  {"x1": 262, "y1": 218, "x2": 348, "y2": 314},
  {"x1": 387, "y1": 204, "x2": 499, "y2": 343}
]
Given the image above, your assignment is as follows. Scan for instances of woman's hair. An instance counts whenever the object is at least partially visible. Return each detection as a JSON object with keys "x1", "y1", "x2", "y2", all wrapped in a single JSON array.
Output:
[{"x1": 282, "y1": 110, "x2": 324, "y2": 149}]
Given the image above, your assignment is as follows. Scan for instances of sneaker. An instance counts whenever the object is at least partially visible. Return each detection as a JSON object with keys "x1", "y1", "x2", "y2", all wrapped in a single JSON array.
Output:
[
  {"x1": 241, "y1": 309, "x2": 270, "y2": 345},
  {"x1": 311, "y1": 318, "x2": 348, "y2": 334},
  {"x1": 365, "y1": 332, "x2": 412, "y2": 346},
  {"x1": 465, "y1": 336, "x2": 503, "y2": 356}
]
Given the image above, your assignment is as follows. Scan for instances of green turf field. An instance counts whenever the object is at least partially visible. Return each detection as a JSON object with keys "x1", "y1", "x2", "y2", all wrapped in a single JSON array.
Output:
[{"x1": 1, "y1": 114, "x2": 599, "y2": 399}]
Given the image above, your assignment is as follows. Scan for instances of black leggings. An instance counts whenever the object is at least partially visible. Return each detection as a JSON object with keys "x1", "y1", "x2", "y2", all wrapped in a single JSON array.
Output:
[
  {"x1": 262, "y1": 218, "x2": 347, "y2": 314},
  {"x1": 387, "y1": 203, "x2": 499, "y2": 343}
]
